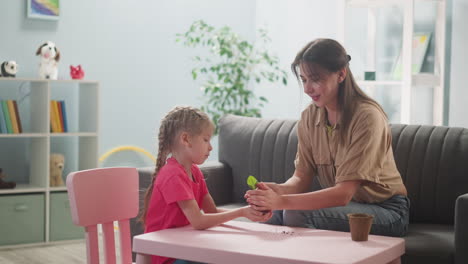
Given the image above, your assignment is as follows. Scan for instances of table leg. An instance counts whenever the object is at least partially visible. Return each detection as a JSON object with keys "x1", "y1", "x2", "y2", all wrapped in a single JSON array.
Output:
[
  {"x1": 136, "y1": 253, "x2": 151, "y2": 264},
  {"x1": 387, "y1": 257, "x2": 401, "y2": 264}
]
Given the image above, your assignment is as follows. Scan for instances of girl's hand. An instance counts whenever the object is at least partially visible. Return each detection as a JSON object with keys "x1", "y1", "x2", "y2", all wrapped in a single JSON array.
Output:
[
  {"x1": 245, "y1": 182, "x2": 284, "y2": 211},
  {"x1": 242, "y1": 206, "x2": 272, "y2": 222}
]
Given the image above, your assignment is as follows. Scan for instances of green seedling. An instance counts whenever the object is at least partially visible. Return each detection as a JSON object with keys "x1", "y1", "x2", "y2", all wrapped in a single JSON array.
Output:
[
  {"x1": 247, "y1": 175, "x2": 269, "y2": 214},
  {"x1": 247, "y1": 175, "x2": 258, "y2": 190}
]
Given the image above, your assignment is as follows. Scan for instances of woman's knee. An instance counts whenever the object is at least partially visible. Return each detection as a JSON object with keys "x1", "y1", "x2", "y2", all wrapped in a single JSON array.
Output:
[
  {"x1": 263, "y1": 210, "x2": 284, "y2": 225},
  {"x1": 283, "y1": 210, "x2": 310, "y2": 227}
]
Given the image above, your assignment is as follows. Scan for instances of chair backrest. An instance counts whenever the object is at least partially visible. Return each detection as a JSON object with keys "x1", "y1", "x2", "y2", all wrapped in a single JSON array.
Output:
[{"x1": 67, "y1": 167, "x2": 139, "y2": 264}]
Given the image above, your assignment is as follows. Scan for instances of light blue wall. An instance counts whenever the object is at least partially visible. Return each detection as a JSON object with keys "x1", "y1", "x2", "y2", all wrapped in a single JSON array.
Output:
[
  {"x1": 0, "y1": 0, "x2": 257, "y2": 163},
  {"x1": 1, "y1": 0, "x2": 466, "y2": 167}
]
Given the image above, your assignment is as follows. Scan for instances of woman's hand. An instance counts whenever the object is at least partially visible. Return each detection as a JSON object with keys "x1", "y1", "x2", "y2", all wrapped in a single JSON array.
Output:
[
  {"x1": 242, "y1": 206, "x2": 272, "y2": 222},
  {"x1": 245, "y1": 182, "x2": 284, "y2": 211},
  {"x1": 244, "y1": 182, "x2": 281, "y2": 200}
]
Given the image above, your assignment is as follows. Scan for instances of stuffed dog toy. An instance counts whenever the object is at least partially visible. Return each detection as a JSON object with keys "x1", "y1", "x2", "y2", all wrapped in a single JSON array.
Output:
[
  {"x1": 0, "y1": 61, "x2": 18, "y2": 77},
  {"x1": 36, "y1": 41, "x2": 60, "y2": 80}
]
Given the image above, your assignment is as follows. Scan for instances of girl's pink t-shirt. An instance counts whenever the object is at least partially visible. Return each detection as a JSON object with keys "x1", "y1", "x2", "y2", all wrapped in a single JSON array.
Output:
[{"x1": 145, "y1": 157, "x2": 209, "y2": 264}]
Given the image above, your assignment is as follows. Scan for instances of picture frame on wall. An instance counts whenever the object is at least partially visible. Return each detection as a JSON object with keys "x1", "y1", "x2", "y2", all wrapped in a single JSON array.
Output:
[{"x1": 27, "y1": 0, "x2": 60, "y2": 20}]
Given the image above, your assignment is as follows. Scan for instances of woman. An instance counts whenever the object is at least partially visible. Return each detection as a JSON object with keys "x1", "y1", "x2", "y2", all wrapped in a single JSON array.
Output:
[{"x1": 245, "y1": 38, "x2": 409, "y2": 237}]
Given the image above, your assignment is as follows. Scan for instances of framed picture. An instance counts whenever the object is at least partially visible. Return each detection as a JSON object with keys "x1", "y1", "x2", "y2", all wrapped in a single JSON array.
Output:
[
  {"x1": 392, "y1": 32, "x2": 432, "y2": 80},
  {"x1": 27, "y1": 0, "x2": 60, "y2": 20}
]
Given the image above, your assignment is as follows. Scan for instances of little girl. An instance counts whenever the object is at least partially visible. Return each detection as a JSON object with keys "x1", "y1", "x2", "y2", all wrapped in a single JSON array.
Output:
[{"x1": 139, "y1": 106, "x2": 271, "y2": 264}]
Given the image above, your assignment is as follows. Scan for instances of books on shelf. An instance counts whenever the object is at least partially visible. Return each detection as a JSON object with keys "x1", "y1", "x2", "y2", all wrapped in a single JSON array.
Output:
[
  {"x1": 0, "y1": 99, "x2": 22, "y2": 134},
  {"x1": 50, "y1": 100, "x2": 68, "y2": 133},
  {"x1": 0, "y1": 98, "x2": 70, "y2": 134}
]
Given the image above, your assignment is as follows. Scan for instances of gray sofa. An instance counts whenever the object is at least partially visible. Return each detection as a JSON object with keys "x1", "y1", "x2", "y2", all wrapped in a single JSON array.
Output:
[{"x1": 131, "y1": 114, "x2": 468, "y2": 264}]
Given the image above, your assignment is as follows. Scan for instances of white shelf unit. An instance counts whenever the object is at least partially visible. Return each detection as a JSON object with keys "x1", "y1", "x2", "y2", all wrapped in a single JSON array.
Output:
[
  {"x1": 0, "y1": 78, "x2": 99, "y2": 247},
  {"x1": 337, "y1": 0, "x2": 446, "y2": 125}
]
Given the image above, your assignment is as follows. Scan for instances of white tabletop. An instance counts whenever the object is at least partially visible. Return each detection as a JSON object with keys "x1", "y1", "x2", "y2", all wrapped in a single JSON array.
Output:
[{"x1": 133, "y1": 220, "x2": 404, "y2": 264}]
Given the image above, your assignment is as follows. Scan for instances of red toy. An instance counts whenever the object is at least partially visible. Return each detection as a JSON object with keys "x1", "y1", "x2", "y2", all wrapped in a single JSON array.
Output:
[{"x1": 70, "y1": 65, "x2": 85, "y2": 79}]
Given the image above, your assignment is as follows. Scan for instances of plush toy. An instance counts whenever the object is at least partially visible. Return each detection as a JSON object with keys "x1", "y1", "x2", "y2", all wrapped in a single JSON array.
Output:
[
  {"x1": 70, "y1": 65, "x2": 85, "y2": 79},
  {"x1": 0, "y1": 61, "x2": 18, "y2": 77},
  {"x1": 49, "y1": 153, "x2": 65, "y2": 187},
  {"x1": 36, "y1": 41, "x2": 60, "y2": 80},
  {"x1": 0, "y1": 168, "x2": 16, "y2": 189}
]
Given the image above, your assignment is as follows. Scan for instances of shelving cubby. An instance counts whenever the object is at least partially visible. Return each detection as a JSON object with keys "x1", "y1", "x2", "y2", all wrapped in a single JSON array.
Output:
[
  {"x1": 0, "y1": 78, "x2": 99, "y2": 247},
  {"x1": 338, "y1": 0, "x2": 446, "y2": 125}
]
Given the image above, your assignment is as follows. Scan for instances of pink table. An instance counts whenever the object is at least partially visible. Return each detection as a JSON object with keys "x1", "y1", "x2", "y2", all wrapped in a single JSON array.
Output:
[{"x1": 133, "y1": 220, "x2": 404, "y2": 264}]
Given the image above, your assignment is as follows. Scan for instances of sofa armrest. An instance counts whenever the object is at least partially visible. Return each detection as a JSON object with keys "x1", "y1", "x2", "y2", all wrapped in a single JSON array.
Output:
[
  {"x1": 455, "y1": 193, "x2": 468, "y2": 264},
  {"x1": 130, "y1": 167, "x2": 154, "y2": 261},
  {"x1": 200, "y1": 161, "x2": 233, "y2": 206}
]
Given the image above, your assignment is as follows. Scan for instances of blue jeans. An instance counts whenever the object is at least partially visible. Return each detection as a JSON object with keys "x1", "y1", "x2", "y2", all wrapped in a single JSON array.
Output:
[{"x1": 265, "y1": 195, "x2": 410, "y2": 237}]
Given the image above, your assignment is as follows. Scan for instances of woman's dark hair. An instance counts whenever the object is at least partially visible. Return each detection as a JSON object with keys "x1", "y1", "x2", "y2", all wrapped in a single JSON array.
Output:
[{"x1": 291, "y1": 38, "x2": 386, "y2": 144}]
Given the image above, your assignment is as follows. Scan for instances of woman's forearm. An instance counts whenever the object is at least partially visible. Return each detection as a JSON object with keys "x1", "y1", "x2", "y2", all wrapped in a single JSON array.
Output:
[
  {"x1": 277, "y1": 170, "x2": 312, "y2": 194},
  {"x1": 279, "y1": 181, "x2": 360, "y2": 210},
  {"x1": 280, "y1": 187, "x2": 347, "y2": 210}
]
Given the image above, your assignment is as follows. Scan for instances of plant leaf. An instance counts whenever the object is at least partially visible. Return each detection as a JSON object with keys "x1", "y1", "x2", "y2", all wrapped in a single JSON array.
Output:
[
  {"x1": 247, "y1": 175, "x2": 258, "y2": 190},
  {"x1": 176, "y1": 20, "x2": 288, "y2": 134}
]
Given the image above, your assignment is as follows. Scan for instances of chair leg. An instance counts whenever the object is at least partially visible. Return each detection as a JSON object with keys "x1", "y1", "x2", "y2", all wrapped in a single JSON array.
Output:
[
  {"x1": 85, "y1": 225, "x2": 100, "y2": 264},
  {"x1": 102, "y1": 222, "x2": 116, "y2": 264},
  {"x1": 118, "y1": 219, "x2": 133, "y2": 264},
  {"x1": 136, "y1": 253, "x2": 151, "y2": 264},
  {"x1": 387, "y1": 257, "x2": 401, "y2": 264}
]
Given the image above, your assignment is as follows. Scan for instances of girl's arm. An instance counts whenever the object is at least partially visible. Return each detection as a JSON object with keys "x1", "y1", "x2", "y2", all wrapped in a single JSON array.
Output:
[
  {"x1": 201, "y1": 193, "x2": 228, "y2": 213},
  {"x1": 247, "y1": 180, "x2": 361, "y2": 211},
  {"x1": 178, "y1": 199, "x2": 269, "y2": 230}
]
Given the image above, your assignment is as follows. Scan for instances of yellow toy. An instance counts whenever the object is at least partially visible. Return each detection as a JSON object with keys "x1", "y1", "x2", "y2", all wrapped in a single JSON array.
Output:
[
  {"x1": 50, "y1": 153, "x2": 65, "y2": 187},
  {"x1": 99, "y1": 146, "x2": 155, "y2": 163}
]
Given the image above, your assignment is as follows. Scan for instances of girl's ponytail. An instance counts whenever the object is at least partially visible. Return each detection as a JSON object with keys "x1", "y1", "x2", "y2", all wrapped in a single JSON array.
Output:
[
  {"x1": 137, "y1": 106, "x2": 214, "y2": 225},
  {"x1": 138, "y1": 116, "x2": 170, "y2": 225}
]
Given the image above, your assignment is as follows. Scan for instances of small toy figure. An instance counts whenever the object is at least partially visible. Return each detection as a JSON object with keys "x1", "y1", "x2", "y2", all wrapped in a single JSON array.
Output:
[
  {"x1": 0, "y1": 61, "x2": 18, "y2": 77},
  {"x1": 36, "y1": 41, "x2": 60, "y2": 80},
  {"x1": 70, "y1": 65, "x2": 85, "y2": 79},
  {"x1": 0, "y1": 168, "x2": 16, "y2": 189}
]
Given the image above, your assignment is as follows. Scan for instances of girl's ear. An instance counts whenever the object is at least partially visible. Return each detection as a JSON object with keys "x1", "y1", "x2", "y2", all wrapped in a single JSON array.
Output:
[{"x1": 180, "y1": 132, "x2": 192, "y2": 148}]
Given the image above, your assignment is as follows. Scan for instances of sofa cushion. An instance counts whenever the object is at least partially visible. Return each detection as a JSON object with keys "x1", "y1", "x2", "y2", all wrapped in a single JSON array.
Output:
[
  {"x1": 130, "y1": 166, "x2": 154, "y2": 261},
  {"x1": 218, "y1": 115, "x2": 299, "y2": 203},
  {"x1": 402, "y1": 223, "x2": 454, "y2": 264},
  {"x1": 390, "y1": 124, "x2": 468, "y2": 225}
]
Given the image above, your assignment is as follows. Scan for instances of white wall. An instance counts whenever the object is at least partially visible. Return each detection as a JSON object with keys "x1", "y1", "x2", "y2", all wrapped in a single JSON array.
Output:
[
  {"x1": 257, "y1": 0, "x2": 466, "y2": 129},
  {"x1": 255, "y1": 0, "x2": 339, "y2": 119},
  {"x1": 448, "y1": 0, "x2": 468, "y2": 128}
]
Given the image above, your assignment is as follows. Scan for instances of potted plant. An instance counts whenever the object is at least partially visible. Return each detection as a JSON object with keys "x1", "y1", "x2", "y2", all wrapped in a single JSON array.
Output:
[{"x1": 176, "y1": 20, "x2": 288, "y2": 131}]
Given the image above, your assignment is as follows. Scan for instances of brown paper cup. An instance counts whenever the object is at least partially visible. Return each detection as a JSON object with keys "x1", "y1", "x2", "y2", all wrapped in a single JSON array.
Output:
[{"x1": 347, "y1": 213, "x2": 374, "y2": 241}]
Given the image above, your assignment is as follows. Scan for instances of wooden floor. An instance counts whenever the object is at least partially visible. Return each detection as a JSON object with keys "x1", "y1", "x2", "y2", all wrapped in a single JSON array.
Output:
[
  {"x1": 0, "y1": 227, "x2": 122, "y2": 264},
  {"x1": 0, "y1": 212, "x2": 247, "y2": 264},
  {"x1": 0, "y1": 241, "x2": 88, "y2": 264}
]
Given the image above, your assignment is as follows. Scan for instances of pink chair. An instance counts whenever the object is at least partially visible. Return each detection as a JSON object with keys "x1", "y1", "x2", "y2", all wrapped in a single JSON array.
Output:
[{"x1": 66, "y1": 167, "x2": 139, "y2": 264}]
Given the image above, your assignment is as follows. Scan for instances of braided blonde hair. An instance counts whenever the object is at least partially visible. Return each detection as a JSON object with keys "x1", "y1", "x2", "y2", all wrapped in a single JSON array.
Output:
[{"x1": 138, "y1": 106, "x2": 213, "y2": 225}]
